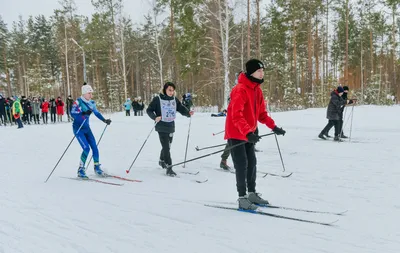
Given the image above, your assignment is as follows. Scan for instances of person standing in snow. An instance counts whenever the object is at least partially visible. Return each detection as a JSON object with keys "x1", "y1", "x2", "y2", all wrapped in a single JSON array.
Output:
[
  {"x1": 49, "y1": 98, "x2": 57, "y2": 123},
  {"x1": 318, "y1": 86, "x2": 354, "y2": 142},
  {"x1": 12, "y1": 96, "x2": 24, "y2": 129},
  {"x1": 182, "y1": 93, "x2": 193, "y2": 110},
  {"x1": 225, "y1": 59, "x2": 286, "y2": 210},
  {"x1": 0, "y1": 93, "x2": 6, "y2": 126},
  {"x1": 31, "y1": 97, "x2": 41, "y2": 124},
  {"x1": 56, "y1": 97, "x2": 64, "y2": 122},
  {"x1": 70, "y1": 83, "x2": 112, "y2": 179},
  {"x1": 146, "y1": 82, "x2": 194, "y2": 176},
  {"x1": 137, "y1": 97, "x2": 145, "y2": 116},
  {"x1": 66, "y1": 95, "x2": 74, "y2": 122},
  {"x1": 124, "y1": 98, "x2": 132, "y2": 116},
  {"x1": 40, "y1": 98, "x2": 49, "y2": 124}
]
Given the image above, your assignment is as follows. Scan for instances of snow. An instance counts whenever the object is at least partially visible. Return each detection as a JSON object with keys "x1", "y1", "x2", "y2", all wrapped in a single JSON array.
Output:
[{"x1": 1, "y1": 105, "x2": 400, "y2": 253}]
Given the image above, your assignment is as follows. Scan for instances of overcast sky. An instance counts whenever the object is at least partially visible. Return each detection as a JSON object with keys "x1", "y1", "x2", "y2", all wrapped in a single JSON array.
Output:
[
  {"x1": 0, "y1": 0, "x2": 274, "y2": 28},
  {"x1": 0, "y1": 0, "x2": 155, "y2": 27}
]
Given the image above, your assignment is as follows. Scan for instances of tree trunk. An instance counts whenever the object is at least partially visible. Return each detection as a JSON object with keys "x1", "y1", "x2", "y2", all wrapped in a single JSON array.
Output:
[
  {"x1": 256, "y1": 0, "x2": 261, "y2": 59},
  {"x1": 3, "y1": 45, "x2": 11, "y2": 96},
  {"x1": 247, "y1": 0, "x2": 250, "y2": 59},
  {"x1": 345, "y1": 0, "x2": 349, "y2": 86}
]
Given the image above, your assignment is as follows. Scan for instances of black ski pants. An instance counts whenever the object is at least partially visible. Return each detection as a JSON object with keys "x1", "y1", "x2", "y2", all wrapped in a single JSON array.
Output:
[
  {"x1": 321, "y1": 120, "x2": 340, "y2": 137},
  {"x1": 158, "y1": 132, "x2": 174, "y2": 166},
  {"x1": 221, "y1": 142, "x2": 231, "y2": 160},
  {"x1": 228, "y1": 139, "x2": 257, "y2": 197}
]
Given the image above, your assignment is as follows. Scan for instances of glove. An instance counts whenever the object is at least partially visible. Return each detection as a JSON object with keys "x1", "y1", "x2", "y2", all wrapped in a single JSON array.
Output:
[
  {"x1": 82, "y1": 110, "x2": 92, "y2": 116},
  {"x1": 104, "y1": 119, "x2": 112, "y2": 125},
  {"x1": 348, "y1": 99, "x2": 354, "y2": 104},
  {"x1": 246, "y1": 132, "x2": 261, "y2": 143},
  {"x1": 273, "y1": 126, "x2": 286, "y2": 136}
]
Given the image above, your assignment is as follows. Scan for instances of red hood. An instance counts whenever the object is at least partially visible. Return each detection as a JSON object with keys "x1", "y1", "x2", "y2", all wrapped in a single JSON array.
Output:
[{"x1": 237, "y1": 72, "x2": 260, "y2": 90}]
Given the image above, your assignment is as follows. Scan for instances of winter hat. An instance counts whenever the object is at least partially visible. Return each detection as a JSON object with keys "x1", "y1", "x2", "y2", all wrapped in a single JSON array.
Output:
[
  {"x1": 245, "y1": 59, "x2": 265, "y2": 76},
  {"x1": 337, "y1": 86, "x2": 345, "y2": 93},
  {"x1": 343, "y1": 86, "x2": 349, "y2": 91},
  {"x1": 163, "y1": 82, "x2": 176, "y2": 95},
  {"x1": 82, "y1": 82, "x2": 94, "y2": 95}
]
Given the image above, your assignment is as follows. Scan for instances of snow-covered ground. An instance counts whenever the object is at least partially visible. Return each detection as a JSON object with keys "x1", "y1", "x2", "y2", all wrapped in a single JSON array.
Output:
[{"x1": 1, "y1": 105, "x2": 399, "y2": 253}]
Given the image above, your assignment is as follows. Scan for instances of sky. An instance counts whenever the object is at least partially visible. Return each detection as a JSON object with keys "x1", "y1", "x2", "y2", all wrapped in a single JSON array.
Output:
[
  {"x1": 0, "y1": 0, "x2": 272, "y2": 28},
  {"x1": 0, "y1": 0, "x2": 154, "y2": 27}
]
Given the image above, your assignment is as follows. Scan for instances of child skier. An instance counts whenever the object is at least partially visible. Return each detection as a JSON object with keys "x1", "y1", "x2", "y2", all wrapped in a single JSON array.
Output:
[
  {"x1": 146, "y1": 82, "x2": 194, "y2": 176},
  {"x1": 71, "y1": 83, "x2": 112, "y2": 179}
]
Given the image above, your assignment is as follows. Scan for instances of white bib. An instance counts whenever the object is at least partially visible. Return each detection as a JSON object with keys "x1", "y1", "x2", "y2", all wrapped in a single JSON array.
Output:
[{"x1": 159, "y1": 96, "x2": 177, "y2": 122}]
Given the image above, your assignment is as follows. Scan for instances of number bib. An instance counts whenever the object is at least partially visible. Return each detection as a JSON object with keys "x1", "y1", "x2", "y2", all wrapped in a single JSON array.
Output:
[{"x1": 159, "y1": 96, "x2": 177, "y2": 122}]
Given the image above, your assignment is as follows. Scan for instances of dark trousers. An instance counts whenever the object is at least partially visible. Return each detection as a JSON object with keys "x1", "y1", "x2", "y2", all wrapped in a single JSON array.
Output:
[
  {"x1": 42, "y1": 112, "x2": 48, "y2": 124},
  {"x1": 321, "y1": 120, "x2": 340, "y2": 137},
  {"x1": 126, "y1": 110, "x2": 130, "y2": 116},
  {"x1": 15, "y1": 117, "x2": 23, "y2": 128},
  {"x1": 51, "y1": 111, "x2": 56, "y2": 122},
  {"x1": 158, "y1": 132, "x2": 173, "y2": 166},
  {"x1": 33, "y1": 114, "x2": 40, "y2": 124},
  {"x1": 0, "y1": 111, "x2": 6, "y2": 124},
  {"x1": 221, "y1": 143, "x2": 231, "y2": 160},
  {"x1": 229, "y1": 139, "x2": 257, "y2": 197}
]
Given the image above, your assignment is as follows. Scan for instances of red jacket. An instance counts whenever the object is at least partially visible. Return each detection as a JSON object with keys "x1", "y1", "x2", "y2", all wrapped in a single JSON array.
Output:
[
  {"x1": 56, "y1": 100, "x2": 64, "y2": 115},
  {"x1": 41, "y1": 102, "x2": 49, "y2": 113},
  {"x1": 224, "y1": 73, "x2": 276, "y2": 141}
]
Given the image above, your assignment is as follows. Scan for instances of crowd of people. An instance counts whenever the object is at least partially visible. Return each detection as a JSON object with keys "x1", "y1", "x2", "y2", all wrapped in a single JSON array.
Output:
[{"x1": 0, "y1": 94, "x2": 75, "y2": 128}]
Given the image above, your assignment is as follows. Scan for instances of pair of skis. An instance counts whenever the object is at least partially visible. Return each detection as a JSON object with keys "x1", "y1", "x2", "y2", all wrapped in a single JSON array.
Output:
[
  {"x1": 63, "y1": 173, "x2": 142, "y2": 186},
  {"x1": 218, "y1": 167, "x2": 293, "y2": 178},
  {"x1": 205, "y1": 202, "x2": 346, "y2": 226}
]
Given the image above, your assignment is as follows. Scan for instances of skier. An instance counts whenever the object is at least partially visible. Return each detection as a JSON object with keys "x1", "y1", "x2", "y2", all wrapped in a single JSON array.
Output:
[
  {"x1": 225, "y1": 59, "x2": 286, "y2": 210},
  {"x1": 324, "y1": 86, "x2": 356, "y2": 138},
  {"x1": 182, "y1": 93, "x2": 193, "y2": 109},
  {"x1": 124, "y1": 98, "x2": 132, "y2": 116},
  {"x1": 146, "y1": 82, "x2": 194, "y2": 176},
  {"x1": 71, "y1": 83, "x2": 112, "y2": 179},
  {"x1": 318, "y1": 86, "x2": 354, "y2": 141}
]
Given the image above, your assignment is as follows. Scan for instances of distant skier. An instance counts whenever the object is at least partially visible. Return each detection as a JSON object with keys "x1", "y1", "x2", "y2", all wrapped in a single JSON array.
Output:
[
  {"x1": 146, "y1": 82, "x2": 194, "y2": 176},
  {"x1": 124, "y1": 98, "x2": 132, "y2": 116},
  {"x1": 71, "y1": 83, "x2": 112, "y2": 179},
  {"x1": 182, "y1": 93, "x2": 193, "y2": 110},
  {"x1": 318, "y1": 86, "x2": 354, "y2": 141},
  {"x1": 225, "y1": 59, "x2": 286, "y2": 210},
  {"x1": 12, "y1": 96, "x2": 24, "y2": 129}
]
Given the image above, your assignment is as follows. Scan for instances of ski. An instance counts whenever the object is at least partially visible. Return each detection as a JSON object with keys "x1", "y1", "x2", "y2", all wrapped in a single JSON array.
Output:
[
  {"x1": 165, "y1": 173, "x2": 208, "y2": 183},
  {"x1": 259, "y1": 171, "x2": 293, "y2": 178},
  {"x1": 61, "y1": 177, "x2": 123, "y2": 186},
  {"x1": 208, "y1": 201, "x2": 346, "y2": 216},
  {"x1": 205, "y1": 204, "x2": 338, "y2": 226},
  {"x1": 104, "y1": 174, "x2": 142, "y2": 182},
  {"x1": 180, "y1": 171, "x2": 200, "y2": 175},
  {"x1": 259, "y1": 204, "x2": 347, "y2": 216},
  {"x1": 216, "y1": 168, "x2": 235, "y2": 174}
]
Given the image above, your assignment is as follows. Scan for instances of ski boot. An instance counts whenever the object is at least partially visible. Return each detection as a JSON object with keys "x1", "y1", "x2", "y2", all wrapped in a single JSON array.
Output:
[
  {"x1": 77, "y1": 167, "x2": 88, "y2": 179},
  {"x1": 166, "y1": 167, "x2": 177, "y2": 177},
  {"x1": 318, "y1": 133, "x2": 327, "y2": 140},
  {"x1": 238, "y1": 195, "x2": 258, "y2": 211},
  {"x1": 247, "y1": 192, "x2": 270, "y2": 206},
  {"x1": 324, "y1": 132, "x2": 332, "y2": 138},
  {"x1": 220, "y1": 159, "x2": 231, "y2": 171},
  {"x1": 334, "y1": 136, "x2": 343, "y2": 142},
  {"x1": 340, "y1": 133, "x2": 348, "y2": 139},
  {"x1": 159, "y1": 160, "x2": 167, "y2": 169},
  {"x1": 94, "y1": 163, "x2": 106, "y2": 177}
]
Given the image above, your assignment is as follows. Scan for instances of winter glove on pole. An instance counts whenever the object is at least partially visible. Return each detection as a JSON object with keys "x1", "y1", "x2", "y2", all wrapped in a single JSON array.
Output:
[
  {"x1": 104, "y1": 119, "x2": 112, "y2": 125},
  {"x1": 247, "y1": 132, "x2": 261, "y2": 143},
  {"x1": 273, "y1": 126, "x2": 286, "y2": 136}
]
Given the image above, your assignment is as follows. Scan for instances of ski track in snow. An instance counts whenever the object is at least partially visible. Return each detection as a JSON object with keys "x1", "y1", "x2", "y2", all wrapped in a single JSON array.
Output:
[{"x1": 1, "y1": 105, "x2": 400, "y2": 253}]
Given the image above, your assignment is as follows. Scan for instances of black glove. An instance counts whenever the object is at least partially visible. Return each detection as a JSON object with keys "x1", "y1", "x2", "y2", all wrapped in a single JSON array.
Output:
[
  {"x1": 348, "y1": 99, "x2": 354, "y2": 104},
  {"x1": 82, "y1": 110, "x2": 92, "y2": 116},
  {"x1": 247, "y1": 132, "x2": 261, "y2": 143},
  {"x1": 273, "y1": 126, "x2": 286, "y2": 136},
  {"x1": 104, "y1": 119, "x2": 112, "y2": 125}
]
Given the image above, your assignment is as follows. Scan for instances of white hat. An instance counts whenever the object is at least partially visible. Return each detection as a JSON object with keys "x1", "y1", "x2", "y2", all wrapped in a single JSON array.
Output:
[{"x1": 82, "y1": 83, "x2": 93, "y2": 95}]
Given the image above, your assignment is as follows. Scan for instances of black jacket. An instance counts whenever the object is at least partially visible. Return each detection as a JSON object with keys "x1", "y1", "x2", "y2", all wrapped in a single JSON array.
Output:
[
  {"x1": 0, "y1": 97, "x2": 5, "y2": 113},
  {"x1": 147, "y1": 93, "x2": 191, "y2": 133},
  {"x1": 326, "y1": 91, "x2": 347, "y2": 120}
]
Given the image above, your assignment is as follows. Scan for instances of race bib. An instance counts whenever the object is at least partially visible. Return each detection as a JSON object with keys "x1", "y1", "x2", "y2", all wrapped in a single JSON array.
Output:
[{"x1": 159, "y1": 96, "x2": 177, "y2": 122}]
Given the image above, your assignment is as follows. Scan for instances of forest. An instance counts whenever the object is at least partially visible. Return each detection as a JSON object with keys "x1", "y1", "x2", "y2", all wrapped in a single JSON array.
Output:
[{"x1": 0, "y1": 0, "x2": 399, "y2": 111}]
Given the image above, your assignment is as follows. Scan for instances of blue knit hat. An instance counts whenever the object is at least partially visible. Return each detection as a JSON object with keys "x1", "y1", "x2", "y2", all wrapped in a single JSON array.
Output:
[{"x1": 337, "y1": 86, "x2": 344, "y2": 93}]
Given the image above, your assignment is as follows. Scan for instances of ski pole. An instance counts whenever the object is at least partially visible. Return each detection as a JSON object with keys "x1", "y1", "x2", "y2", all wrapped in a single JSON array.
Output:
[
  {"x1": 274, "y1": 134, "x2": 286, "y2": 172},
  {"x1": 212, "y1": 130, "x2": 225, "y2": 136},
  {"x1": 183, "y1": 117, "x2": 192, "y2": 168},
  {"x1": 45, "y1": 118, "x2": 87, "y2": 183},
  {"x1": 86, "y1": 124, "x2": 109, "y2": 168},
  {"x1": 126, "y1": 122, "x2": 157, "y2": 174},
  {"x1": 167, "y1": 133, "x2": 275, "y2": 169},
  {"x1": 195, "y1": 143, "x2": 227, "y2": 151},
  {"x1": 349, "y1": 105, "x2": 355, "y2": 142}
]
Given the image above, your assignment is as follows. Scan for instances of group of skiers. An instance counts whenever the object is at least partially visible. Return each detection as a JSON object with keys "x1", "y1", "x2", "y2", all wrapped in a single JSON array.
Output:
[
  {"x1": 123, "y1": 97, "x2": 145, "y2": 116},
  {"x1": 0, "y1": 94, "x2": 75, "y2": 128}
]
